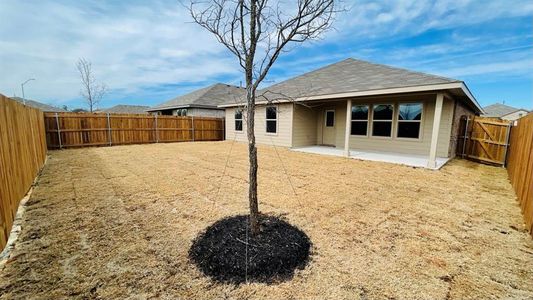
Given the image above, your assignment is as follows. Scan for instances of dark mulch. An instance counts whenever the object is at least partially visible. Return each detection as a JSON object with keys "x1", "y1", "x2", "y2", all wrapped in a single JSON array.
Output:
[{"x1": 189, "y1": 214, "x2": 311, "y2": 284}]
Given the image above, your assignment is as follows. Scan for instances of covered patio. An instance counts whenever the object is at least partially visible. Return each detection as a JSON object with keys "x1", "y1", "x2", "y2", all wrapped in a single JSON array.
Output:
[{"x1": 291, "y1": 145, "x2": 450, "y2": 169}]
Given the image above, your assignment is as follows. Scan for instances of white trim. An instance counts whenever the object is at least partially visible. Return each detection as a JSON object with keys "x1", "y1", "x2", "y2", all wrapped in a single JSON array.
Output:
[
  {"x1": 350, "y1": 104, "x2": 370, "y2": 137},
  {"x1": 396, "y1": 102, "x2": 424, "y2": 140},
  {"x1": 219, "y1": 82, "x2": 482, "y2": 113},
  {"x1": 325, "y1": 109, "x2": 335, "y2": 127},
  {"x1": 265, "y1": 105, "x2": 278, "y2": 135},
  {"x1": 428, "y1": 94, "x2": 444, "y2": 168},
  {"x1": 371, "y1": 103, "x2": 394, "y2": 138},
  {"x1": 234, "y1": 109, "x2": 243, "y2": 132}
]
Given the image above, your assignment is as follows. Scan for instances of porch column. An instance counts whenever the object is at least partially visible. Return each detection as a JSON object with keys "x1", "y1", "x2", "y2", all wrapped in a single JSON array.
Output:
[
  {"x1": 344, "y1": 99, "x2": 352, "y2": 157},
  {"x1": 428, "y1": 93, "x2": 444, "y2": 168}
]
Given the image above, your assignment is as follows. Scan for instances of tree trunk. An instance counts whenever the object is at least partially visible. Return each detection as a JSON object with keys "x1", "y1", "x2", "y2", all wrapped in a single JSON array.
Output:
[{"x1": 246, "y1": 85, "x2": 260, "y2": 235}]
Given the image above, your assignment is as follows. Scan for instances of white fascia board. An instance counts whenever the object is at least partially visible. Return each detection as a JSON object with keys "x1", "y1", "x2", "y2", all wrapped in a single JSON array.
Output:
[{"x1": 218, "y1": 82, "x2": 482, "y2": 112}]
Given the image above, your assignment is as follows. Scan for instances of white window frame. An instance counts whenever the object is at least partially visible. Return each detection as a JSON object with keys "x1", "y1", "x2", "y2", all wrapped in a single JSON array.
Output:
[
  {"x1": 265, "y1": 105, "x2": 278, "y2": 135},
  {"x1": 325, "y1": 109, "x2": 335, "y2": 128},
  {"x1": 234, "y1": 109, "x2": 243, "y2": 132},
  {"x1": 350, "y1": 104, "x2": 369, "y2": 137},
  {"x1": 396, "y1": 102, "x2": 424, "y2": 140},
  {"x1": 371, "y1": 103, "x2": 394, "y2": 138}
]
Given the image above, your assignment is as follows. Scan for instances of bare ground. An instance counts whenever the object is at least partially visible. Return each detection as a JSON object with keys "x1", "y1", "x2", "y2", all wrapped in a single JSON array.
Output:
[{"x1": 0, "y1": 141, "x2": 532, "y2": 299}]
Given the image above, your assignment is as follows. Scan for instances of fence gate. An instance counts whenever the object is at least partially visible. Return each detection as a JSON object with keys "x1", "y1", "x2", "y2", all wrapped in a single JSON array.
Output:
[{"x1": 458, "y1": 116, "x2": 512, "y2": 166}]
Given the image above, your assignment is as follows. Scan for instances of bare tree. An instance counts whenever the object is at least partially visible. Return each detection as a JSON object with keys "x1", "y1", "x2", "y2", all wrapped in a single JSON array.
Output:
[
  {"x1": 189, "y1": 0, "x2": 336, "y2": 235},
  {"x1": 76, "y1": 58, "x2": 107, "y2": 112}
]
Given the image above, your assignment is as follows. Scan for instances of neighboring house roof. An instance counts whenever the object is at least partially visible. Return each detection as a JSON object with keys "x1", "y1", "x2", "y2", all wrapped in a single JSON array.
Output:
[
  {"x1": 482, "y1": 103, "x2": 529, "y2": 118},
  {"x1": 101, "y1": 104, "x2": 150, "y2": 114},
  {"x1": 220, "y1": 58, "x2": 482, "y2": 113},
  {"x1": 12, "y1": 97, "x2": 67, "y2": 112},
  {"x1": 147, "y1": 83, "x2": 246, "y2": 112}
]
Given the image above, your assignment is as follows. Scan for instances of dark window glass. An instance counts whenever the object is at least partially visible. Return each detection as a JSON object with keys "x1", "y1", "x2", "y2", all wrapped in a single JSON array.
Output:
[
  {"x1": 351, "y1": 121, "x2": 368, "y2": 135},
  {"x1": 399, "y1": 103, "x2": 422, "y2": 120},
  {"x1": 325, "y1": 110, "x2": 335, "y2": 127},
  {"x1": 235, "y1": 110, "x2": 243, "y2": 120},
  {"x1": 235, "y1": 120, "x2": 243, "y2": 131},
  {"x1": 266, "y1": 106, "x2": 277, "y2": 119},
  {"x1": 373, "y1": 104, "x2": 393, "y2": 120},
  {"x1": 398, "y1": 122, "x2": 421, "y2": 138},
  {"x1": 266, "y1": 120, "x2": 276, "y2": 133},
  {"x1": 351, "y1": 105, "x2": 368, "y2": 120},
  {"x1": 372, "y1": 121, "x2": 392, "y2": 137}
]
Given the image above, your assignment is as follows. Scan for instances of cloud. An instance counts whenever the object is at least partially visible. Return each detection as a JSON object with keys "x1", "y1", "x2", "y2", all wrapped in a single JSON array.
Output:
[
  {"x1": 0, "y1": 0, "x2": 531, "y2": 108},
  {"x1": 0, "y1": 0, "x2": 239, "y2": 106}
]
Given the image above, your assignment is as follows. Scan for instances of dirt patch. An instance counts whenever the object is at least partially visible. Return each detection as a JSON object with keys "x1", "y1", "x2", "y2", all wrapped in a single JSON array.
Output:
[
  {"x1": 189, "y1": 214, "x2": 311, "y2": 284},
  {"x1": 0, "y1": 141, "x2": 532, "y2": 299}
]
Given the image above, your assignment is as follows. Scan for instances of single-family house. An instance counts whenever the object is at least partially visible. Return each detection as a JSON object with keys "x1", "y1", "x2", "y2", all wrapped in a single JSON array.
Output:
[
  {"x1": 482, "y1": 103, "x2": 529, "y2": 121},
  {"x1": 220, "y1": 58, "x2": 483, "y2": 169},
  {"x1": 101, "y1": 104, "x2": 150, "y2": 114},
  {"x1": 147, "y1": 83, "x2": 246, "y2": 118}
]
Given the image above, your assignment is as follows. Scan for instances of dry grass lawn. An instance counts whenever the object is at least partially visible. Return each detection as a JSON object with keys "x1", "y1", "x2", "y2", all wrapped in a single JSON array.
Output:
[{"x1": 1, "y1": 141, "x2": 532, "y2": 299}]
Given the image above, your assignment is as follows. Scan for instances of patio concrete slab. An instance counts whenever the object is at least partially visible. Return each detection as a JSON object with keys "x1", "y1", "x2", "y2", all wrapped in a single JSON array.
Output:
[{"x1": 291, "y1": 145, "x2": 450, "y2": 169}]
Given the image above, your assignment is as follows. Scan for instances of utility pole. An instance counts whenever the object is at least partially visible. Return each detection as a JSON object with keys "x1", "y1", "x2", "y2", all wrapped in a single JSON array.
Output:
[{"x1": 21, "y1": 78, "x2": 36, "y2": 105}]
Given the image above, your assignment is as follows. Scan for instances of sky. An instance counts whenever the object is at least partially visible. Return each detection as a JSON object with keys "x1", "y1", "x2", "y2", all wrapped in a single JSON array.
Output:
[{"x1": 0, "y1": 0, "x2": 532, "y2": 110}]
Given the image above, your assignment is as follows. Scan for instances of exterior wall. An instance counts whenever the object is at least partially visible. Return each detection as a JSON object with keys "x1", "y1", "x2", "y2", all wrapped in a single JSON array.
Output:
[
  {"x1": 149, "y1": 108, "x2": 224, "y2": 118},
  {"x1": 188, "y1": 108, "x2": 225, "y2": 118},
  {"x1": 502, "y1": 110, "x2": 529, "y2": 121},
  {"x1": 224, "y1": 103, "x2": 293, "y2": 147},
  {"x1": 315, "y1": 94, "x2": 454, "y2": 157},
  {"x1": 292, "y1": 104, "x2": 318, "y2": 147},
  {"x1": 448, "y1": 100, "x2": 476, "y2": 158}
]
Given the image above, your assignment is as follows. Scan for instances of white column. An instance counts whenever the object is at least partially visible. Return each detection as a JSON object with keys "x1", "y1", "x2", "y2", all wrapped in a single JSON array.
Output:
[
  {"x1": 344, "y1": 99, "x2": 352, "y2": 157},
  {"x1": 428, "y1": 93, "x2": 444, "y2": 169}
]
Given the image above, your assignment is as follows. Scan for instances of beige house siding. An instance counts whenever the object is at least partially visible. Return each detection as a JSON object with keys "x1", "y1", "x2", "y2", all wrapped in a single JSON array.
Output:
[
  {"x1": 502, "y1": 110, "x2": 529, "y2": 121},
  {"x1": 224, "y1": 104, "x2": 293, "y2": 147},
  {"x1": 448, "y1": 100, "x2": 476, "y2": 158},
  {"x1": 314, "y1": 94, "x2": 454, "y2": 157},
  {"x1": 292, "y1": 104, "x2": 318, "y2": 147},
  {"x1": 188, "y1": 108, "x2": 225, "y2": 118}
]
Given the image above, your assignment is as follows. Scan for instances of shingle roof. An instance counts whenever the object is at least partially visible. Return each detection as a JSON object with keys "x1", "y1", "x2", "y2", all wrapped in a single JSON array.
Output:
[
  {"x1": 12, "y1": 97, "x2": 67, "y2": 112},
  {"x1": 259, "y1": 58, "x2": 460, "y2": 99},
  {"x1": 101, "y1": 105, "x2": 150, "y2": 114},
  {"x1": 482, "y1": 103, "x2": 528, "y2": 117},
  {"x1": 148, "y1": 83, "x2": 246, "y2": 111}
]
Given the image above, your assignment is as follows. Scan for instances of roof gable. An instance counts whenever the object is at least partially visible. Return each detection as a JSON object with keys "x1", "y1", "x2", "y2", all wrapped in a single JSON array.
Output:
[
  {"x1": 12, "y1": 97, "x2": 67, "y2": 112},
  {"x1": 483, "y1": 103, "x2": 528, "y2": 117},
  {"x1": 150, "y1": 83, "x2": 246, "y2": 110}
]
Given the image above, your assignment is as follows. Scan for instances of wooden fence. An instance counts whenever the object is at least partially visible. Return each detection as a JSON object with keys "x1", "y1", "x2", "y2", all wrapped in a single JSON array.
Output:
[
  {"x1": 44, "y1": 113, "x2": 224, "y2": 149},
  {"x1": 0, "y1": 94, "x2": 47, "y2": 251},
  {"x1": 506, "y1": 113, "x2": 533, "y2": 237},
  {"x1": 458, "y1": 116, "x2": 512, "y2": 166}
]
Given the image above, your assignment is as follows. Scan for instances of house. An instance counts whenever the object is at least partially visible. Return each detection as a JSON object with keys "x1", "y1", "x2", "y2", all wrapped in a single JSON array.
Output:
[
  {"x1": 12, "y1": 97, "x2": 66, "y2": 112},
  {"x1": 100, "y1": 104, "x2": 150, "y2": 114},
  {"x1": 220, "y1": 58, "x2": 483, "y2": 169},
  {"x1": 482, "y1": 103, "x2": 529, "y2": 121},
  {"x1": 147, "y1": 83, "x2": 246, "y2": 118}
]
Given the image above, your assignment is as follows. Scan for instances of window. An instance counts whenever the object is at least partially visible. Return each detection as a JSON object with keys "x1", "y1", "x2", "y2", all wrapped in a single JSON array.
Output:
[
  {"x1": 266, "y1": 106, "x2": 277, "y2": 133},
  {"x1": 372, "y1": 104, "x2": 393, "y2": 137},
  {"x1": 397, "y1": 103, "x2": 422, "y2": 139},
  {"x1": 235, "y1": 110, "x2": 243, "y2": 131},
  {"x1": 325, "y1": 110, "x2": 335, "y2": 127},
  {"x1": 175, "y1": 108, "x2": 187, "y2": 116},
  {"x1": 351, "y1": 105, "x2": 368, "y2": 136}
]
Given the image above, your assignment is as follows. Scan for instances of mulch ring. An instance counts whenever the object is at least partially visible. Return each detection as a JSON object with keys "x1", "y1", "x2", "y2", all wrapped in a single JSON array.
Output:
[{"x1": 189, "y1": 214, "x2": 311, "y2": 284}]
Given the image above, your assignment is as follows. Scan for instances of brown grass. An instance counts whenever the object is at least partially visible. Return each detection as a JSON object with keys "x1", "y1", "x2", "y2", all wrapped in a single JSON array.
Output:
[{"x1": 1, "y1": 141, "x2": 532, "y2": 299}]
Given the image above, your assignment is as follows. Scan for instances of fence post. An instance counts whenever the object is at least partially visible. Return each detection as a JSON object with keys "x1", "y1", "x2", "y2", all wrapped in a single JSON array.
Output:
[
  {"x1": 191, "y1": 116, "x2": 195, "y2": 142},
  {"x1": 55, "y1": 112, "x2": 62, "y2": 149},
  {"x1": 155, "y1": 114, "x2": 159, "y2": 143},
  {"x1": 502, "y1": 123, "x2": 512, "y2": 167},
  {"x1": 461, "y1": 115, "x2": 470, "y2": 158},
  {"x1": 106, "y1": 113, "x2": 112, "y2": 146}
]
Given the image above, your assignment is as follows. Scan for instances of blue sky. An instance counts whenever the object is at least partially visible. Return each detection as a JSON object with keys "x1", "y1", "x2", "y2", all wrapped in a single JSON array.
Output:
[{"x1": 1, "y1": 0, "x2": 532, "y2": 110}]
